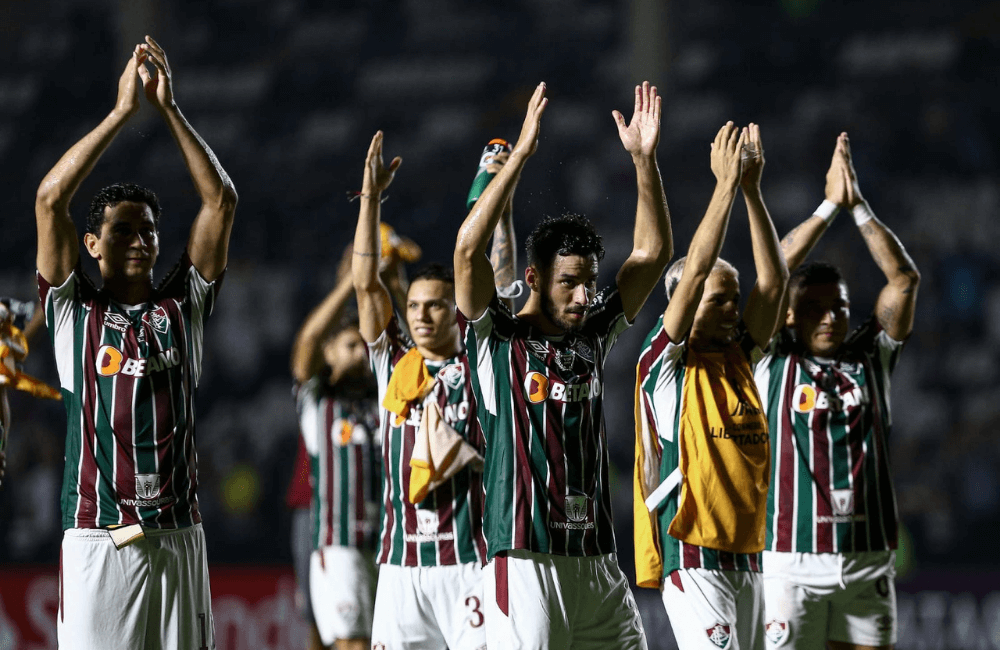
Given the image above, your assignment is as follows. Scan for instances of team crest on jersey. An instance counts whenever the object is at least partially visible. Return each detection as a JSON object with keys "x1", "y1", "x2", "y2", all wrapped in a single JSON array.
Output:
[
  {"x1": 572, "y1": 340, "x2": 594, "y2": 363},
  {"x1": 135, "y1": 473, "x2": 161, "y2": 499},
  {"x1": 765, "y1": 619, "x2": 788, "y2": 645},
  {"x1": 148, "y1": 306, "x2": 170, "y2": 334},
  {"x1": 831, "y1": 488, "x2": 855, "y2": 516},
  {"x1": 103, "y1": 311, "x2": 130, "y2": 333},
  {"x1": 439, "y1": 363, "x2": 464, "y2": 390},
  {"x1": 706, "y1": 623, "x2": 732, "y2": 649}
]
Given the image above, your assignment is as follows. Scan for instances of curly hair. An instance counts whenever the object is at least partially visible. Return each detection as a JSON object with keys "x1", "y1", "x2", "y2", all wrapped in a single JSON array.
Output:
[
  {"x1": 525, "y1": 213, "x2": 605, "y2": 273},
  {"x1": 86, "y1": 183, "x2": 161, "y2": 236}
]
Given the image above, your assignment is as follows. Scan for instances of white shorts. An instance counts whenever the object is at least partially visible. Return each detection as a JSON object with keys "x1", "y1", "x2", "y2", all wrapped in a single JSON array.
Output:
[
  {"x1": 309, "y1": 546, "x2": 375, "y2": 643},
  {"x1": 482, "y1": 550, "x2": 647, "y2": 650},
  {"x1": 371, "y1": 562, "x2": 486, "y2": 650},
  {"x1": 58, "y1": 524, "x2": 214, "y2": 650},
  {"x1": 762, "y1": 550, "x2": 896, "y2": 649},
  {"x1": 660, "y1": 568, "x2": 764, "y2": 650}
]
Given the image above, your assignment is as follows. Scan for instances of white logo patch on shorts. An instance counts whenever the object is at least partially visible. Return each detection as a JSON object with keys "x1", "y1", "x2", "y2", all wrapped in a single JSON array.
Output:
[
  {"x1": 765, "y1": 619, "x2": 788, "y2": 645},
  {"x1": 706, "y1": 623, "x2": 732, "y2": 649}
]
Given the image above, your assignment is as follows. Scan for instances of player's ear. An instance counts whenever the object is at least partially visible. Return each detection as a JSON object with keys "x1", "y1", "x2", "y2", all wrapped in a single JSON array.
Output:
[
  {"x1": 83, "y1": 232, "x2": 102, "y2": 260},
  {"x1": 525, "y1": 266, "x2": 540, "y2": 293}
]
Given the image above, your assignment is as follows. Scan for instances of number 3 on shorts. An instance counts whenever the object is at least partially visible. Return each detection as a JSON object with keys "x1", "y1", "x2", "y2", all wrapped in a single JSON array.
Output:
[{"x1": 466, "y1": 596, "x2": 484, "y2": 628}]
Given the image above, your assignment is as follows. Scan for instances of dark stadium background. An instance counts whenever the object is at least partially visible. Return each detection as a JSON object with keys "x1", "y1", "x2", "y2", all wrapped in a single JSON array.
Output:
[{"x1": 1, "y1": 0, "x2": 998, "y2": 648}]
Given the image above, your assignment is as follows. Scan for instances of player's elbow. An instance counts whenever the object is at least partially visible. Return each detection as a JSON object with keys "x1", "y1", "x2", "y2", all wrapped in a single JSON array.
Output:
[
  {"x1": 216, "y1": 182, "x2": 239, "y2": 214},
  {"x1": 893, "y1": 265, "x2": 921, "y2": 291}
]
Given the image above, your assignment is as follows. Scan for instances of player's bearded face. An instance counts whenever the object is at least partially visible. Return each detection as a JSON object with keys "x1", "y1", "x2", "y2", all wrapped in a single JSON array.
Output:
[
  {"x1": 86, "y1": 202, "x2": 159, "y2": 282},
  {"x1": 787, "y1": 281, "x2": 851, "y2": 357},
  {"x1": 537, "y1": 254, "x2": 598, "y2": 334},
  {"x1": 325, "y1": 327, "x2": 371, "y2": 385},
  {"x1": 405, "y1": 279, "x2": 460, "y2": 359}
]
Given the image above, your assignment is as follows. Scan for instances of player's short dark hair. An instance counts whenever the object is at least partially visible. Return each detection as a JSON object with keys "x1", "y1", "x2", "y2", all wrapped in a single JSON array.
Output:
[
  {"x1": 789, "y1": 262, "x2": 846, "y2": 294},
  {"x1": 87, "y1": 183, "x2": 161, "y2": 236},
  {"x1": 525, "y1": 213, "x2": 605, "y2": 273},
  {"x1": 410, "y1": 262, "x2": 454, "y2": 286}
]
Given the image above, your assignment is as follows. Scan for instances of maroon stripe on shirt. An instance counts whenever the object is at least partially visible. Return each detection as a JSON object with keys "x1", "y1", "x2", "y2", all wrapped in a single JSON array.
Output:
[
  {"x1": 509, "y1": 344, "x2": 535, "y2": 551},
  {"x1": 378, "y1": 434, "x2": 395, "y2": 563},
  {"x1": 811, "y1": 406, "x2": 833, "y2": 553},
  {"x1": 354, "y1": 445, "x2": 366, "y2": 549},
  {"x1": 77, "y1": 308, "x2": 104, "y2": 528},
  {"x1": 401, "y1": 420, "x2": 418, "y2": 566},
  {"x1": 775, "y1": 359, "x2": 799, "y2": 552},
  {"x1": 717, "y1": 551, "x2": 736, "y2": 571},
  {"x1": 437, "y1": 483, "x2": 457, "y2": 565},
  {"x1": 324, "y1": 399, "x2": 336, "y2": 546},
  {"x1": 157, "y1": 297, "x2": 184, "y2": 528},
  {"x1": 114, "y1": 329, "x2": 141, "y2": 525},
  {"x1": 638, "y1": 327, "x2": 671, "y2": 378},
  {"x1": 682, "y1": 541, "x2": 702, "y2": 569}
]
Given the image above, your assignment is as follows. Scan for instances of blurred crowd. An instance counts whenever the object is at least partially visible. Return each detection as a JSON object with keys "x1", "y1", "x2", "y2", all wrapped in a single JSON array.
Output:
[{"x1": 1, "y1": 0, "x2": 997, "y2": 576}]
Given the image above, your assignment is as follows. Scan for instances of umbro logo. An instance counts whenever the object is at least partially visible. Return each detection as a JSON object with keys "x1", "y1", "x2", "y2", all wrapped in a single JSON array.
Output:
[{"x1": 103, "y1": 312, "x2": 130, "y2": 333}]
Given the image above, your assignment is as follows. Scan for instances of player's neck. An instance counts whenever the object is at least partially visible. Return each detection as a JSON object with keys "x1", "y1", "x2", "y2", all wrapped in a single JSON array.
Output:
[
  {"x1": 416, "y1": 339, "x2": 461, "y2": 362},
  {"x1": 101, "y1": 275, "x2": 154, "y2": 306}
]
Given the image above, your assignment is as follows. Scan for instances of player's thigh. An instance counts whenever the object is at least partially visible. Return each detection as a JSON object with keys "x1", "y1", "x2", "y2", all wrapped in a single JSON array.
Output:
[
  {"x1": 148, "y1": 525, "x2": 215, "y2": 650},
  {"x1": 733, "y1": 572, "x2": 766, "y2": 650},
  {"x1": 432, "y1": 562, "x2": 487, "y2": 650},
  {"x1": 828, "y1": 553, "x2": 896, "y2": 649},
  {"x1": 572, "y1": 554, "x2": 647, "y2": 650},
  {"x1": 310, "y1": 547, "x2": 375, "y2": 645},
  {"x1": 58, "y1": 529, "x2": 151, "y2": 650},
  {"x1": 762, "y1": 552, "x2": 835, "y2": 650},
  {"x1": 482, "y1": 551, "x2": 569, "y2": 650},
  {"x1": 371, "y1": 564, "x2": 446, "y2": 650},
  {"x1": 662, "y1": 568, "x2": 761, "y2": 650}
]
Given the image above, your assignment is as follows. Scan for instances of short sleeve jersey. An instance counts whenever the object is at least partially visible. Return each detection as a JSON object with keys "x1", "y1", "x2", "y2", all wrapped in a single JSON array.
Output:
[
  {"x1": 636, "y1": 317, "x2": 764, "y2": 575},
  {"x1": 755, "y1": 316, "x2": 903, "y2": 554},
  {"x1": 38, "y1": 256, "x2": 221, "y2": 530},
  {"x1": 295, "y1": 376, "x2": 381, "y2": 551},
  {"x1": 465, "y1": 289, "x2": 630, "y2": 559},
  {"x1": 368, "y1": 316, "x2": 487, "y2": 567}
]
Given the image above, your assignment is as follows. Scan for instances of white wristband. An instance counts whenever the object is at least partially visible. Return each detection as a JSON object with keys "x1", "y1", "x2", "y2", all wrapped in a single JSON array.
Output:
[
  {"x1": 814, "y1": 200, "x2": 840, "y2": 224},
  {"x1": 852, "y1": 201, "x2": 875, "y2": 226}
]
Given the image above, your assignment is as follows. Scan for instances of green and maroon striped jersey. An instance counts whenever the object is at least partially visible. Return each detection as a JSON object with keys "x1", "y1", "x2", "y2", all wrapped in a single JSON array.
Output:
[
  {"x1": 755, "y1": 316, "x2": 903, "y2": 554},
  {"x1": 637, "y1": 317, "x2": 763, "y2": 575},
  {"x1": 38, "y1": 256, "x2": 221, "y2": 531},
  {"x1": 368, "y1": 317, "x2": 487, "y2": 567},
  {"x1": 295, "y1": 376, "x2": 380, "y2": 550},
  {"x1": 465, "y1": 290, "x2": 629, "y2": 560}
]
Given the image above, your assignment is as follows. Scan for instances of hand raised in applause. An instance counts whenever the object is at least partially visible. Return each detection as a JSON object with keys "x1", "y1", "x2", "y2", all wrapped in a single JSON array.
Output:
[
  {"x1": 710, "y1": 121, "x2": 745, "y2": 188},
  {"x1": 613, "y1": 81, "x2": 661, "y2": 160},
  {"x1": 511, "y1": 83, "x2": 549, "y2": 159}
]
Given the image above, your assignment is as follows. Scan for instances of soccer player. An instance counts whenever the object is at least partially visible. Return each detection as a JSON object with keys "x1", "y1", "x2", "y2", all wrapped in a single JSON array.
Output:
[
  {"x1": 353, "y1": 131, "x2": 518, "y2": 649},
  {"x1": 454, "y1": 81, "x2": 672, "y2": 649},
  {"x1": 633, "y1": 122, "x2": 788, "y2": 650},
  {"x1": 291, "y1": 246, "x2": 381, "y2": 650},
  {"x1": 34, "y1": 37, "x2": 237, "y2": 649},
  {"x1": 755, "y1": 134, "x2": 919, "y2": 650}
]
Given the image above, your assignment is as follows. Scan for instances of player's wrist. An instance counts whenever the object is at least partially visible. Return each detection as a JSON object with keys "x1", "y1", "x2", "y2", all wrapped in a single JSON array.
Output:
[
  {"x1": 814, "y1": 200, "x2": 840, "y2": 224},
  {"x1": 851, "y1": 200, "x2": 874, "y2": 226}
]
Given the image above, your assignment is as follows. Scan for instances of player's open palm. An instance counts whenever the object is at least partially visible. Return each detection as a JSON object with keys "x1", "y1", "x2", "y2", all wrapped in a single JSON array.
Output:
[
  {"x1": 739, "y1": 123, "x2": 765, "y2": 190},
  {"x1": 512, "y1": 82, "x2": 548, "y2": 158},
  {"x1": 115, "y1": 48, "x2": 143, "y2": 118},
  {"x1": 137, "y1": 36, "x2": 175, "y2": 111},
  {"x1": 614, "y1": 81, "x2": 661, "y2": 158},
  {"x1": 363, "y1": 131, "x2": 402, "y2": 195},
  {"x1": 710, "y1": 121, "x2": 744, "y2": 187}
]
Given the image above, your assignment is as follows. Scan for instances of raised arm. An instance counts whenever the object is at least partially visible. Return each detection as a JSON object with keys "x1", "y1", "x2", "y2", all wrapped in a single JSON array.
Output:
[
  {"x1": 35, "y1": 48, "x2": 145, "y2": 285},
  {"x1": 353, "y1": 131, "x2": 402, "y2": 343},
  {"x1": 291, "y1": 248, "x2": 356, "y2": 383},
  {"x1": 662, "y1": 122, "x2": 745, "y2": 342},
  {"x1": 137, "y1": 36, "x2": 237, "y2": 282},
  {"x1": 483, "y1": 148, "x2": 521, "y2": 311},
  {"x1": 738, "y1": 124, "x2": 789, "y2": 348},
  {"x1": 780, "y1": 133, "x2": 850, "y2": 272},
  {"x1": 613, "y1": 82, "x2": 673, "y2": 321},
  {"x1": 455, "y1": 83, "x2": 547, "y2": 320},
  {"x1": 843, "y1": 136, "x2": 920, "y2": 340}
]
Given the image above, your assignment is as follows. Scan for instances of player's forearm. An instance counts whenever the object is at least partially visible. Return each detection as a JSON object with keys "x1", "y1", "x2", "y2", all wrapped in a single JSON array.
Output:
[
  {"x1": 457, "y1": 151, "x2": 528, "y2": 262},
  {"x1": 36, "y1": 109, "x2": 133, "y2": 215},
  {"x1": 631, "y1": 155, "x2": 673, "y2": 265},
  {"x1": 780, "y1": 214, "x2": 830, "y2": 273},
  {"x1": 744, "y1": 188, "x2": 788, "y2": 297},
  {"x1": 856, "y1": 210, "x2": 920, "y2": 290},
  {"x1": 685, "y1": 181, "x2": 738, "y2": 276},
  {"x1": 489, "y1": 199, "x2": 518, "y2": 309},
  {"x1": 291, "y1": 276, "x2": 354, "y2": 381},
  {"x1": 159, "y1": 104, "x2": 237, "y2": 211},
  {"x1": 352, "y1": 193, "x2": 384, "y2": 291}
]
